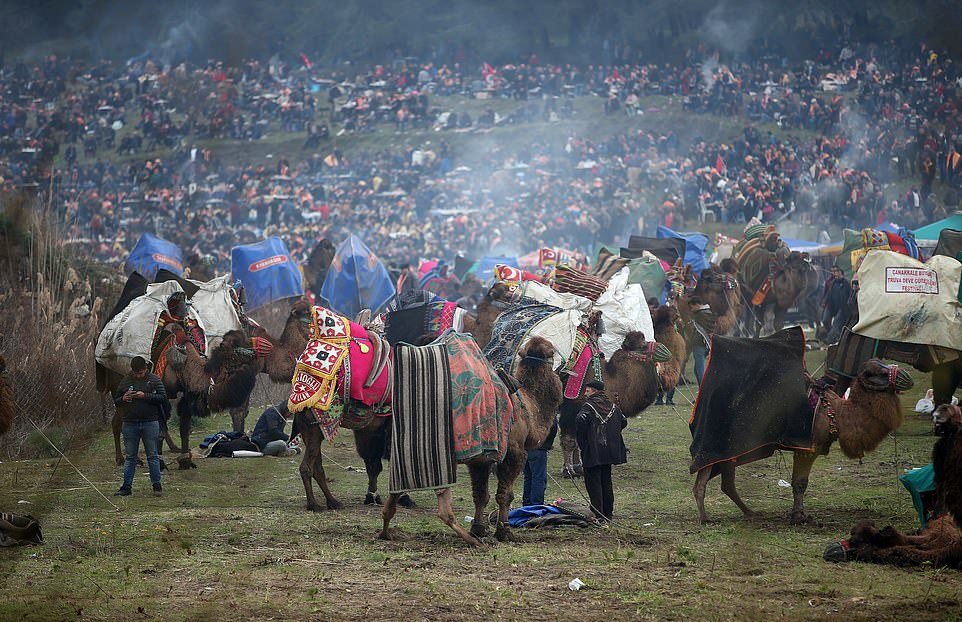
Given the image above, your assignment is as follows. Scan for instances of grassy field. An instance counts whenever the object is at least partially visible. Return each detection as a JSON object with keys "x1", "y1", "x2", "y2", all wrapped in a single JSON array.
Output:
[{"x1": 1, "y1": 348, "x2": 960, "y2": 621}]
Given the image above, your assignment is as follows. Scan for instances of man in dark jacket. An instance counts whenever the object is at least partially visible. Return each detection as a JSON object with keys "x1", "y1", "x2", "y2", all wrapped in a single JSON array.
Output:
[
  {"x1": 114, "y1": 356, "x2": 167, "y2": 496},
  {"x1": 250, "y1": 401, "x2": 294, "y2": 456},
  {"x1": 820, "y1": 264, "x2": 852, "y2": 344},
  {"x1": 575, "y1": 380, "x2": 627, "y2": 522}
]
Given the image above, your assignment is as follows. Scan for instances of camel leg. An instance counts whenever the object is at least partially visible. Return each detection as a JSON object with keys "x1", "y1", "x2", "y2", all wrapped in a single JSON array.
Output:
[
  {"x1": 311, "y1": 445, "x2": 343, "y2": 510},
  {"x1": 467, "y1": 461, "x2": 492, "y2": 539},
  {"x1": 494, "y1": 447, "x2": 525, "y2": 542},
  {"x1": 772, "y1": 306, "x2": 787, "y2": 333},
  {"x1": 932, "y1": 359, "x2": 962, "y2": 407},
  {"x1": 229, "y1": 397, "x2": 249, "y2": 433},
  {"x1": 379, "y1": 492, "x2": 401, "y2": 540},
  {"x1": 112, "y1": 408, "x2": 124, "y2": 465},
  {"x1": 297, "y1": 414, "x2": 325, "y2": 512},
  {"x1": 355, "y1": 426, "x2": 385, "y2": 505},
  {"x1": 176, "y1": 397, "x2": 197, "y2": 469},
  {"x1": 437, "y1": 487, "x2": 483, "y2": 547},
  {"x1": 790, "y1": 450, "x2": 818, "y2": 524},
  {"x1": 719, "y1": 462, "x2": 756, "y2": 519},
  {"x1": 164, "y1": 431, "x2": 182, "y2": 453},
  {"x1": 693, "y1": 467, "x2": 712, "y2": 524}
]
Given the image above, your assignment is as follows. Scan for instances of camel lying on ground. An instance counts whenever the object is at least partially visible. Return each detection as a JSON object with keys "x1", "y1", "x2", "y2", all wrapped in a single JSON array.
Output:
[
  {"x1": 694, "y1": 359, "x2": 913, "y2": 524},
  {"x1": 827, "y1": 406, "x2": 962, "y2": 567}
]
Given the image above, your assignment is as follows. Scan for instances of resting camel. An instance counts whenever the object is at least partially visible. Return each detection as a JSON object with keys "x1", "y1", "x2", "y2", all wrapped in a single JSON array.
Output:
[
  {"x1": 694, "y1": 359, "x2": 913, "y2": 524},
  {"x1": 0, "y1": 355, "x2": 13, "y2": 437},
  {"x1": 379, "y1": 336, "x2": 563, "y2": 545},
  {"x1": 827, "y1": 405, "x2": 962, "y2": 567}
]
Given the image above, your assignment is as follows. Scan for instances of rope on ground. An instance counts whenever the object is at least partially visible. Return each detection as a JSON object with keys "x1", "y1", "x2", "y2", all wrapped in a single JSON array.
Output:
[{"x1": 25, "y1": 415, "x2": 119, "y2": 512}]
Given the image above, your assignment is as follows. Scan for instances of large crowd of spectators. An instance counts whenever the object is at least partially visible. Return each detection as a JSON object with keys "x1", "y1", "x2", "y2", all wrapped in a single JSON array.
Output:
[{"x1": 1, "y1": 38, "x2": 961, "y2": 274}]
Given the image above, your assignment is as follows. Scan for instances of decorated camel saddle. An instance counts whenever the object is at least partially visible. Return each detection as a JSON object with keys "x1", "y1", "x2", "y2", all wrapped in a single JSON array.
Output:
[
  {"x1": 381, "y1": 290, "x2": 466, "y2": 346},
  {"x1": 288, "y1": 306, "x2": 393, "y2": 438},
  {"x1": 733, "y1": 224, "x2": 790, "y2": 305}
]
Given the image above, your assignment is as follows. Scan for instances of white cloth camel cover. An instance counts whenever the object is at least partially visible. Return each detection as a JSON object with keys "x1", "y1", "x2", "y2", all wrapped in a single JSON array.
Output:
[{"x1": 853, "y1": 250, "x2": 962, "y2": 351}]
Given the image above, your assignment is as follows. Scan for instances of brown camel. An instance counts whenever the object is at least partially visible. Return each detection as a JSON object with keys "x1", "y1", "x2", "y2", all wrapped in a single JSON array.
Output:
[
  {"x1": 301, "y1": 239, "x2": 336, "y2": 296},
  {"x1": 379, "y1": 336, "x2": 563, "y2": 545},
  {"x1": 293, "y1": 336, "x2": 562, "y2": 545},
  {"x1": 204, "y1": 300, "x2": 313, "y2": 432},
  {"x1": 694, "y1": 359, "x2": 913, "y2": 524},
  {"x1": 692, "y1": 260, "x2": 741, "y2": 336},
  {"x1": 0, "y1": 355, "x2": 14, "y2": 437},
  {"x1": 827, "y1": 406, "x2": 962, "y2": 567},
  {"x1": 461, "y1": 283, "x2": 512, "y2": 349},
  {"x1": 736, "y1": 240, "x2": 810, "y2": 337},
  {"x1": 652, "y1": 306, "x2": 686, "y2": 394},
  {"x1": 604, "y1": 332, "x2": 662, "y2": 418}
]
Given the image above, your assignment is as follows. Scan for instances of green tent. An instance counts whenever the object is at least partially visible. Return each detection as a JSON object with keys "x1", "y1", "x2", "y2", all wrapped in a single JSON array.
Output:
[{"x1": 914, "y1": 213, "x2": 962, "y2": 241}]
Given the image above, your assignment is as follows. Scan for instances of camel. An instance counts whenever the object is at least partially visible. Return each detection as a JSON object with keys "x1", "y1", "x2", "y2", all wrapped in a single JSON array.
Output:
[
  {"x1": 604, "y1": 332, "x2": 663, "y2": 418},
  {"x1": 0, "y1": 355, "x2": 13, "y2": 437},
  {"x1": 461, "y1": 283, "x2": 512, "y2": 349},
  {"x1": 694, "y1": 359, "x2": 913, "y2": 524},
  {"x1": 301, "y1": 238, "x2": 336, "y2": 297},
  {"x1": 692, "y1": 260, "x2": 741, "y2": 336},
  {"x1": 826, "y1": 407, "x2": 962, "y2": 567},
  {"x1": 204, "y1": 300, "x2": 313, "y2": 432},
  {"x1": 652, "y1": 305, "x2": 686, "y2": 396},
  {"x1": 379, "y1": 336, "x2": 563, "y2": 545},
  {"x1": 736, "y1": 237, "x2": 812, "y2": 337},
  {"x1": 292, "y1": 335, "x2": 562, "y2": 545}
]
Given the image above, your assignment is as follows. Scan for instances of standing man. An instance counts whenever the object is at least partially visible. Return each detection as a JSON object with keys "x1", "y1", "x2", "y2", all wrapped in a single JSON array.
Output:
[
  {"x1": 685, "y1": 298, "x2": 715, "y2": 385},
  {"x1": 522, "y1": 417, "x2": 557, "y2": 506},
  {"x1": 114, "y1": 356, "x2": 167, "y2": 497},
  {"x1": 575, "y1": 380, "x2": 627, "y2": 522}
]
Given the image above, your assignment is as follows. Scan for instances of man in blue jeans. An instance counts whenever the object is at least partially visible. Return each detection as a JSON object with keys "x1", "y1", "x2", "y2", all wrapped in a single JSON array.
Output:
[
  {"x1": 522, "y1": 420, "x2": 557, "y2": 506},
  {"x1": 114, "y1": 356, "x2": 168, "y2": 497}
]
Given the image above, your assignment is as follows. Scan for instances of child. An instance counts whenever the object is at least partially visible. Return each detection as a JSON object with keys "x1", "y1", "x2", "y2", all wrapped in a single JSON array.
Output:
[{"x1": 575, "y1": 380, "x2": 627, "y2": 522}]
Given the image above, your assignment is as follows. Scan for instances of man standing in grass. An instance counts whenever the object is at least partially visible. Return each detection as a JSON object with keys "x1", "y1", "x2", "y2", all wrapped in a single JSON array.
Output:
[{"x1": 114, "y1": 356, "x2": 167, "y2": 497}]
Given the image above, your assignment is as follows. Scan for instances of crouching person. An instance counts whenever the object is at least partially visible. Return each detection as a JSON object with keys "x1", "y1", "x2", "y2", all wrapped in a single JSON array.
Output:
[
  {"x1": 251, "y1": 401, "x2": 296, "y2": 456},
  {"x1": 576, "y1": 380, "x2": 627, "y2": 522},
  {"x1": 114, "y1": 356, "x2": 167, "y2": 497}
]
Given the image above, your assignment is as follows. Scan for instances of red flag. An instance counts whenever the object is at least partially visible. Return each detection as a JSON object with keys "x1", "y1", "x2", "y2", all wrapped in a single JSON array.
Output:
[
  {"x1": 714, "y1": 155, "x2": 725, "y2": 173},
  {"x1": 300, "y1": 53, "x2": 313, "y2": 69}
]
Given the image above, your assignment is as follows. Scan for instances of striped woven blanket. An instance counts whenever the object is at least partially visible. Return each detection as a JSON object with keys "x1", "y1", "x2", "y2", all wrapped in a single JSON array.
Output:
[
  {"x1": 389, "y1": 332, "x2": 515, "y2": 493},
  {"x1": 389, "y1": 340, "x2": 456, "y2": 494},
  {"x1": 552, "y1": 265, "x2": 608, "y2": 301}
]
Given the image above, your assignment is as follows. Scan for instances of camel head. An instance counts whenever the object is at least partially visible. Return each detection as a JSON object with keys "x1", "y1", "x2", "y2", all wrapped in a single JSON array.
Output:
[
  {"x1": 651, "y1": 305, "x2": 680, "y2": 333},
  {"x1": 289, "y1": 299, "x2": 313, "y2": 326},
  {"x1": 693, "y1": 266, "x2": 737, "y2": 316},
  {"x1": 620, "y1": 331, "x2": 649, "y2": 353},
  {"x1": 518, "y1": 336, "x2": 555, "y2": 371},
  {"x1": 485, "y1": 282, "x2": 514, "y2": 307},
  {"x1": 856, "y1": 359, "x2": 913, "y2": 393}
]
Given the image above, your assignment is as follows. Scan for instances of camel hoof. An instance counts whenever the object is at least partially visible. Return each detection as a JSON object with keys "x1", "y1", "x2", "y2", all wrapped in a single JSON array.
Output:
[
  {"x1": 326, "y1": 499, "x2": 344, "y2": 511},
  {"x1": 470, "y1": 522, "x2": 489, "y2": 539},
  {"x1": 742, "y1": 510, "x2": 760, "y2": 522},
  {"x1": 398, "y1": 494, "x2": 416, "y2": 509},
  {"x1": 364, "y1": 492, "x2": 382, "y2": 506},
  {"x1": 177, "y1": 455, "x2": 196, "y2": 470},
  {"x1": 115, "y1": 455, "x2": 124, "y2": 466},
  {"x1": 378, "y1": 529, "x2": 395, "y2": 541},
  {"x1": 789, "y1": 511, "x2": 813, "y2": 525},
  {"x1": 306, "y1": 502, "x2": 325, "y2": 512},
  {"x1": 699, "y1": 517, "x2": 719, "y2": 526},
  {"x1": 495, "y1": 525, "x2": 516, "y2": 542}
]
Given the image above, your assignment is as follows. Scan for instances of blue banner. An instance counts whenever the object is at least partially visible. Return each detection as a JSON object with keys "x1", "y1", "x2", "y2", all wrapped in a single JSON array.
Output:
[
  {"x1": 321, "y1": 234, "x2": 396, "y2": 317},
  {"x1": 231, "y1": 237, "x2": 304, "y2": 310},
  {"x1": 469, "y1": 255, "x2": 519, "y2": 284},
  {"x1": 124, "y1": 233, "x2": 184, "y2": 280}
]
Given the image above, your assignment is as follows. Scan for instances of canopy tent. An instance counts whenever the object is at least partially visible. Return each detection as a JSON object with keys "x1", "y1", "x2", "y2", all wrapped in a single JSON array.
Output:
[
  {"x1": 655, "y1": 226, "x2": 709, "y2": 273},
  {"x1": 914, "y1": 213, "x2": 962, "y2": 241},
  {"x1": 320, "y1": 234, "x2": 396, "y2": 317},
  {"x1": 124, "y1": 233, "x2": 184, "y2": 280},
  {"x1": 231, "y1": 237, "x2": 304, "y2": 311}
]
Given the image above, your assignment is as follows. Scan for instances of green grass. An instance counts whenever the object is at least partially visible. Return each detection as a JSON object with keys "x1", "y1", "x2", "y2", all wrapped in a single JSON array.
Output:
[{"x1": 1, "y1": 349, "x2": 961, "y2": 620}]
